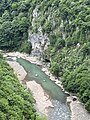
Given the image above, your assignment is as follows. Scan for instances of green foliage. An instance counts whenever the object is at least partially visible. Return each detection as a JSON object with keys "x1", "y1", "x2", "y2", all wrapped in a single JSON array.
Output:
[
  {"x1": 55, "y1": 38, "x2": 65, "y2": 50},
  {"x1": 47, "y1": 44, "x2": 90, "y2": 112},
  {"x1": 19, "y1": 41, "x2": 32, "y2": 54},
  {"x1": 0, "y1": 55, "x2": 46, "y2": 120},
  {"x1": 0, "y1": 0, "x2": 32, "y2": 51},
  {"x1": 42, "y1": 21, "x2": 53, "y2": 34},
  {"x1": 38, "y1": 0, "x2": 90, "y2": 112},
  {"x1": 0, "y1": 0, "x2": 90, "y2": 113},
  {"x1": 50, "y1": 62, "x2": 59, "y2": 76},
  {"x1": 85, "y1": 100, "x2": 90, "y2": 112},
  {"x1": 0, "y1": 111, "x2": 6, "y2": 120}
]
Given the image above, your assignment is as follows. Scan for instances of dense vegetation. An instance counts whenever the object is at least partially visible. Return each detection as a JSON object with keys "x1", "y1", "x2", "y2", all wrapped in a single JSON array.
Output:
[
  {"x1": 26, "y1": 0, "x2": 90, "y2": 112},
  {"x1": 0, "y1": 0, "x2": 90, "y2": 112},
  {"x1": 0, "y1": 0, "x2": 32, "y2": 53},
  {"x1": 0, "y1": 54, "x2": 45, "y2": 120}
]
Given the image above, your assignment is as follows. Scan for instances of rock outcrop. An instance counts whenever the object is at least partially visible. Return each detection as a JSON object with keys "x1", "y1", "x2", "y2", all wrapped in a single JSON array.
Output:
[{"x1": 28, "y1": 8, "x2": 49, "y2": 57}]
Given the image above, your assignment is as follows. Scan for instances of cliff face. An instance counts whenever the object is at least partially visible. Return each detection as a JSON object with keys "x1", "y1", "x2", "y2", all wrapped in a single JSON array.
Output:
[
  {"x1": 28, "y1": 8, "x2": 49, "y2": 57},
  {"x1": 28, "y1": 32, "x2": 49, "y2": 56}
]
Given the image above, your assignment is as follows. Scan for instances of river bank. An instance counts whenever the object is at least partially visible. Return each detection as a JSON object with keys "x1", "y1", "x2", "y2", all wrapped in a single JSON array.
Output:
[
  {"x1": 4, "y1": 52, "x2": 90, "y2": 120},
  {"x1": 6, "y1": 53, "x2": 53, "y2": 117}
]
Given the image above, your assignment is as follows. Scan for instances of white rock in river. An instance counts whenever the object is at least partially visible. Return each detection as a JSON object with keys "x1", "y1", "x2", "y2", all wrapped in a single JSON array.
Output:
[
  {"x1": 12, "y1": 57, "x2": 17, "y2": 61},
  {"x1": 43, "y1": 80, "x2": 46, "y2": 82},
  {"x1": 35, "y1": 74, "x2": 38, "y2": 77}
]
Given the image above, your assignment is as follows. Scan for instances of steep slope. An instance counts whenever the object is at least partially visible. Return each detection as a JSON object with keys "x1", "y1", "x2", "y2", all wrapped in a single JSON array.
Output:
[
  {"x1": 0, "y1": 0, "x2": 32, "y2": 52},
  {"x1": 0, "y1": 54, "x2": 45, "y2": 120}
]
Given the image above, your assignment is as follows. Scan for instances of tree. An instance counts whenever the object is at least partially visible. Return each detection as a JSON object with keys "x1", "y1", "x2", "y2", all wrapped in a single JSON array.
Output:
[
  {"x1": 19, "y1": 41, "x2": 32, "y2": 54},
  {"x1": 2, "y1": 10, "x2": 11, "y2": 21},
  {"x1": 0, "y1": 111, "x2": 6, "y2": 120},
  {"x1": 50, "y1": 62, "x2": 59, "y2": 76},
  {"x1": 85, "y1": 100, "x2": 90, "y2": 112}
]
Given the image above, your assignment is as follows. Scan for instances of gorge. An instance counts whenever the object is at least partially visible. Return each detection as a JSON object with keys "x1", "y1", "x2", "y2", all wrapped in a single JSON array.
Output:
[{"x1": 0, "y1": 0, "x2": 90, "y2": 120}]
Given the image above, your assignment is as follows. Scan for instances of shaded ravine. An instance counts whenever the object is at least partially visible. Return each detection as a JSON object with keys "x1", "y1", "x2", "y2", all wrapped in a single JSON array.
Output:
[{"x1": 17, "y1": 58, "x2": 71, "y2": 120}]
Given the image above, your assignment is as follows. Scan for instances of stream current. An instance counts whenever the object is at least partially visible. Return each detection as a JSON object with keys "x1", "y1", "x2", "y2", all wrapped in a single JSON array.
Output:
[{"x1": 17, "y1": 58, "x2": 71, "y2": 120}]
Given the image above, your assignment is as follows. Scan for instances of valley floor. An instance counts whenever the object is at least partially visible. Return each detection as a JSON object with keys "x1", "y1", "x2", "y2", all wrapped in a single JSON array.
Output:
[
  {"x1": 6, "y1": 53, "x2": 53, "y2": 117},
  {"x1": 5, "y1": 52, "x2": 90, "y2": 120}
]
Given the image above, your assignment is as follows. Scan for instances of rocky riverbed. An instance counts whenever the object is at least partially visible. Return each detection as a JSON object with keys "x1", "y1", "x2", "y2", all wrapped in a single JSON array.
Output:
[
  {"x1": 6, "y1": 54, "x2": 53, "y2": 117},
  {"x1": 4, "y1": 52, "x2": 90, "y2": 120}
]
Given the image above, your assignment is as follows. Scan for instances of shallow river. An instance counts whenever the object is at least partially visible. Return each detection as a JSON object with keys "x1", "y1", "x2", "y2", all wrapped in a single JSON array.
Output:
[{"x1": 17, "y1": 58, "x2": 71, "y2": 120}]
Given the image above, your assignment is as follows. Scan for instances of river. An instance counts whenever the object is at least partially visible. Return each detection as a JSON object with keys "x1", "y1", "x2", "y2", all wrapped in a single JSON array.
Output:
[{"x1": 17, "y1": 58, "x2": 71, "y2": 120}]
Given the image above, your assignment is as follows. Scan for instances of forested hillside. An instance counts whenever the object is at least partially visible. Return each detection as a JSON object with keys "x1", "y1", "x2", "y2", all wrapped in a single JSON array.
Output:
[
  {"x1": 0, "y1": 0, "x2": 90, "y2": 112},
  {"x1": 0, "y1": 0, "x2": 32, "y2": 53},
  {"x1": 38, "y1": 0, "x2": 90, "y2": 112},
  {"x1": 0, "y1": 54, "x2": 45, "y2": 120}
]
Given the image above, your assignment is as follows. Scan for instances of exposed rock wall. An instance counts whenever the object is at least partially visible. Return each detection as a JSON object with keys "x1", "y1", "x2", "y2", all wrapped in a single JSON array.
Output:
[{"x1": 28, "y1": 8, "x2": 49, "y2": 57}]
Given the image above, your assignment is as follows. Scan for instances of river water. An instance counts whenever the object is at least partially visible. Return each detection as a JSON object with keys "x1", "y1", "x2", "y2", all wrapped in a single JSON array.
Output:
[{"x1": 17, "y1": 58, "x2": 71, "y2": 120}]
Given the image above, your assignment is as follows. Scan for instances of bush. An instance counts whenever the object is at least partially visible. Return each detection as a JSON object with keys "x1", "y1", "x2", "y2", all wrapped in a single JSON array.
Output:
[
  {"x1": 85, "y1": 100, "x2": 90, "y2": 112},
  {"x1": 50, "y1": 62, "x2": 59, "y2": 76},
  {"x1": 19, "y1": 41, "x2": 32, "y2": 54}
]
